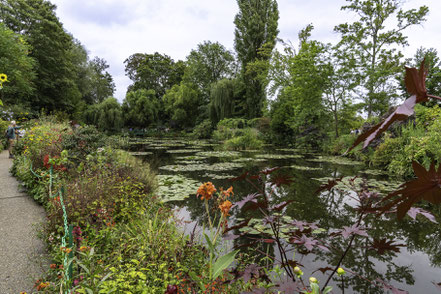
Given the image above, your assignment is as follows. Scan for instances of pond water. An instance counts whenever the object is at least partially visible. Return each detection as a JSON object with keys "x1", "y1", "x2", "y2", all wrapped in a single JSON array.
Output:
[{"x1": 128, "y1": 137, "x2": 441, "y2": 293}]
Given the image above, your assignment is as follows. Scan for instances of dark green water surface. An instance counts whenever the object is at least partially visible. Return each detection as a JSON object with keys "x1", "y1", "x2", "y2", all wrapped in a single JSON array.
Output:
[{"x1": 128, "y1": 137, "x2": 441, "y2": 293}]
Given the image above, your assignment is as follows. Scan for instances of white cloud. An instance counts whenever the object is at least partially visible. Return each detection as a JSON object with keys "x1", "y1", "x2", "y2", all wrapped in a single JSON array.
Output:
[{"x1": 51, "y1": 0, "x2": 441, "y2": 102}]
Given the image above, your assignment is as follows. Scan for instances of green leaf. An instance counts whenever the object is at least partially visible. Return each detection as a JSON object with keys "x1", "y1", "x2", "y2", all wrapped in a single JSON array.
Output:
[
  {"x1": 76, "y1": 261, "x2": 90, "y2": 274},
  {"x1": 323, "y1": 286, "x2": 333, "y2": 294},
  {"x1": 309, "y1": 282, "x2": 320, "y2": 294},
  {"x1": 204, "y1": 233, "x2": 215, "y2": 255},
  {"x1": 188, "y1": 271, "x2": 204, "y2": 291},
  {"x1": 212, "y1": 250, "x2": 238, "y2": 279}
]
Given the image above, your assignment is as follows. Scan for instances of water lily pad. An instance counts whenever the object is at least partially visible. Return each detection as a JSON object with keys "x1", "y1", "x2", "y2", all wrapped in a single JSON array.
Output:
[
  {"x1": 176, "y1": 160, "x2": 206, "y2": 165},
  {"x1": 360, "y1": 169, "x2": 387, "y2": 176},
  {"x1": 313, "y1": 176, "x2": 401, "y2": 194},
  {"x1": 254, "y1": 154, "x2": 303, "y2": 159},
  {"x1": 176, "y1": 155, "x2": 209, "y2": 161},
  {"x1": 288, "y1": 165, "x2": 322, "y2": 171},
  {"x1": 166, "y1": 149, "x2": 201, "y2": 154},
  {"x1": 202, "y1": 173, "x2": 235, "y2": 180},
  {"x1": 157, "y1": 174, "x2": 201, "y2": 202},
  {"x1": 232, "y1": 157, "x2": 266, "y2": 163},
  {"x1": 160, "y1": 162, "x2": 243, "y2": 172},
  {"x1": 129, "y1": 151, "x2": 153, "y2": 156},
  {"x1": 196, "y1": 151, "x2": 241, "y2": 158},
  {"x1": 307, "y1": 156, "x2": 363, "y2": 166}
]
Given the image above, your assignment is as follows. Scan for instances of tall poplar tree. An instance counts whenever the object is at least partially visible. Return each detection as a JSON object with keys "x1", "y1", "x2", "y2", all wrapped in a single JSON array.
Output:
[
  {"x1": 234, "y1": 0, "x2": 279, "y2": 118},
  {"x1": 335, "y1": 0, "x2": 428, "y2": 117}
]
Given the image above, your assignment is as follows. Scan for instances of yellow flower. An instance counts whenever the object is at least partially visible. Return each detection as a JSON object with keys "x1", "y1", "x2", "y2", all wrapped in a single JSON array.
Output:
[
  {"x1": 337, "y1": 267, "x2": 345, "y2": 276},
  {"x1": 0, "y1": 73, "x2": 7, "y2": 82}
]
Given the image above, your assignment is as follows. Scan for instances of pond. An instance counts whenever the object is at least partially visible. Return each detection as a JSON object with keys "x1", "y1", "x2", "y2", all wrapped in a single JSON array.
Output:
[{"x1": 128, "y1": 137, "x2": 441, "y2": 293}]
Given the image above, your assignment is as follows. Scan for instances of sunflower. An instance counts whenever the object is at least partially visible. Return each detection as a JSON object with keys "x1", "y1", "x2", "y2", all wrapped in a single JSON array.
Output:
[{"x1": 0, "y1": 73, "x2": 7, "y2": 82}]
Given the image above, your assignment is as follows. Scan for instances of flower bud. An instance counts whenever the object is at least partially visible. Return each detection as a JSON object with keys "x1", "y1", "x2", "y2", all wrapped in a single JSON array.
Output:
[
  {"x1": 309, "y1": 277, "x2": 318, "y2": 284},
  {"x1": 337, "y1": 267, "x2": 345, "y2": 276},
  {"x1": 293, "y1": 266, "x2": 303, "y2": 276}
]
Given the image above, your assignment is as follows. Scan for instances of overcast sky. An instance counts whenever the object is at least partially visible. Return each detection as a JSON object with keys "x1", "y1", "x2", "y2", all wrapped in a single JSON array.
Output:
[{"x1": 51, "y1": 0, "x2": 441, "y2": 102}]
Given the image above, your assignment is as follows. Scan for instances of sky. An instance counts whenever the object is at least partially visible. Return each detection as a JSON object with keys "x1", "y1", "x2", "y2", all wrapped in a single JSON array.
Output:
[{"x1": 51, "y1": 0, "x2": 441, "y2": 102}]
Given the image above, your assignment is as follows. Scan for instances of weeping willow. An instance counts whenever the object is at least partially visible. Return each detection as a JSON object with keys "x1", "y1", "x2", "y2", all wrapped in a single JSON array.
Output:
[{"x1": 209, "y1": 79, "x2": 235, "y2": 123}]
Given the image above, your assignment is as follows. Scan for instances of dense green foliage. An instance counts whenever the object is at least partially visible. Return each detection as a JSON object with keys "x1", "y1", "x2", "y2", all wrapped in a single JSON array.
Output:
[
  {"x1": 0, "y1": 23, "x2": 35, "y2": 106},
  {"x1": 335, "y1": 0, "x2": 428, "y2": 117},
  {"x1": 270, "y1": 27, "x2": 329, "y2": 147},
  {"x1": 0, "y1": 0, "x2": 114, "y2": 117}
]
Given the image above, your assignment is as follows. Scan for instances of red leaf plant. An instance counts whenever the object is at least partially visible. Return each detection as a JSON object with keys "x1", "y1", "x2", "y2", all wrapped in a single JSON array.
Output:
[{"x1": 380, "y1": 161, "x2": 441, "y2": 220}]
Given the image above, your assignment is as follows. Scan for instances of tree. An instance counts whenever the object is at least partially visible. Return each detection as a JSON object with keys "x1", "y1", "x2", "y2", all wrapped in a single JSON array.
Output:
[
  {"x1": 124, "y1": 52, "x2": 185, "y2": 99},
  {"x1": 84, "y1": 97, "x2": 122, "y2": 133},
  {"x1": 0, "y1": 23, "x2": 36, "y2": 107},
  {"x1": 234, "y1": 0, "x2": 279, "y2": 118},
  {"x1": 209, "y1": 79, "x2": 235, "y2": 124},
  {"x1": 122, "y1": 89, "x2": 160, "y2": 128},
  {"x1": 163, "y1": 82, "x2": 202, "y2": 128},
  {"x1": 322, "y1": 47, "x2": 360, "y2": 137},
  {"x1": 0, "y1": 0, "x2": 83, "y2": 114},
  {"x1": 70, "y1": 41, "x2": 115, "y2": 105},
  {"x1": 270, "y1": 26, "x2": 330, "y2": 146},
  {"x1": 335, "y1": 0, "x2": 429, "y2": 117},
  {"x1": 88, "y1": 57, "x2": 115, "y2": 104},
  {"x1": 184, "y1": 41, "x2": 235, "y2": 101}
]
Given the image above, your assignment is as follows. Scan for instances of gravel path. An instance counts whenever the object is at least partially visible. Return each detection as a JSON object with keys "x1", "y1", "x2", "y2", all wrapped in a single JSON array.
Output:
[{"x1": 0, "y1": 151, "x2": 47, "y2": 293}]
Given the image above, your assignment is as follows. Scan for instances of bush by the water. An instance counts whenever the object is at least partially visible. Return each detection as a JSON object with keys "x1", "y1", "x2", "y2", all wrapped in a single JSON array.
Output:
[{"x1": 213, "y1": 118, "x2": 264, "y2": 150}]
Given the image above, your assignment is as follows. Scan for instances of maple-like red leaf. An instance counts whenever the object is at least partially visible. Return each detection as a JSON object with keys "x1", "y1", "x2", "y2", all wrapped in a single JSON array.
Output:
[
  {"x1": 269, "y1": 174, "x2": 294, "y2": 187},
  {"x1": 369, "y1": 238, "x2": 405, "y2": 255},
  {"x1": 381, "y1": 161, "x2": 441, "y2": 219},
  {"x1": 233, "y1": 193, "x2": 260, "y2": 209},
  {"x1": 270, "y1": 200, "x2": 294, "y2": 212},
  {"x1": 404, "y1": 59, "x2": 428, "y2": 103},
  {"x1": 339, "y1": 224, "x2": 369, "y2": 239},
  {"x1": 346, "y1": 95, "x2": 417, "y2": 152},
  {"x1": 316, "y1": 177, "x2": 343, "y2": 193},
  {"x1": 229, "y1": 171, "x2": 249, "y2": 182},
  {"x1": 242, "y1": 264, "x2": 260, "y2": 283},
  {"x1": 223, "y1": 219, "x2": 250, "y2": 233},
  {"x1": 291, "y1": 234, "x2": 318, "y2": 251},
  {"x1": 260, "y1": 167, "x2": 280, "y2": 175},
  {"x1": 407, "y1": 207, "x2": 438, "y2": 223},
  {"x1": 276, "y1": 280, "x2": 302, "y2": 293},
  {"x1": 312, "y1": 267, "x2": 334, "y2": 274}
]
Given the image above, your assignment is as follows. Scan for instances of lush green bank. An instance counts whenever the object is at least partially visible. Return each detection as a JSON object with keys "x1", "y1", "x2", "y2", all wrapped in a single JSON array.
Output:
[
  {"x1": 327, "y1": 104, "x2": 441, "y2": 178},
  {"x1": 11, "y1": 118, "x2": 246, "y2": 293}
]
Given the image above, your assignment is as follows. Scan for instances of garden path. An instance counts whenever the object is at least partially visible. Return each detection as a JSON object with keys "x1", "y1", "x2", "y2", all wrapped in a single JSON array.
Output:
[{"x1": 0, "y1": 151, "x2": 47, "y2": 293}]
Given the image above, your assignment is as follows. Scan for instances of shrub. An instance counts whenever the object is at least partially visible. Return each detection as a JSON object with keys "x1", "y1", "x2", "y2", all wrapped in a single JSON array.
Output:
[
  {"x1": 61, "y1": 124, "x2": 106, "y2": 163},
  {"x1": 191, "y1": 119, "x2": 213, "y2": 139},
  {"x1": 223, "y1": 128, "x2": 263, "y2": 150},
  {"x1": 371, "y1": 134, "x2": 404, "y2": 167}
]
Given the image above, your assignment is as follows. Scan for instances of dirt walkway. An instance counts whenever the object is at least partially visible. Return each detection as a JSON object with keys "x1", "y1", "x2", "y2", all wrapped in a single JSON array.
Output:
[{"x1": 0, "y1": 151, "x2": 47, "y2": 293}]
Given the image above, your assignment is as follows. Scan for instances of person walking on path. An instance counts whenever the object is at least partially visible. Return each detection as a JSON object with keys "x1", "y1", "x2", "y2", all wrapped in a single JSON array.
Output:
[{"x1": 6, "y1": 120, "x2": 20, "y2": 158}]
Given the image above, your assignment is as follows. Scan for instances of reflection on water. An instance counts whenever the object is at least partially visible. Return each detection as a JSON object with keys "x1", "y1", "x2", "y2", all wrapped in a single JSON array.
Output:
[{"x1": 129, "y1": 137, "x2": 441, "y2": 293}]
